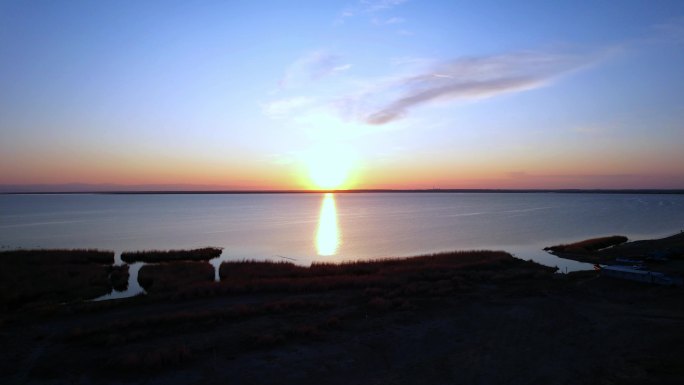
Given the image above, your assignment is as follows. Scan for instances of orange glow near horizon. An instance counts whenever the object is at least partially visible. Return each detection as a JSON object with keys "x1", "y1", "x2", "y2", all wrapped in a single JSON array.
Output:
[{"x1": 1, "y1": 143, "x2": 683, "y2": 190}]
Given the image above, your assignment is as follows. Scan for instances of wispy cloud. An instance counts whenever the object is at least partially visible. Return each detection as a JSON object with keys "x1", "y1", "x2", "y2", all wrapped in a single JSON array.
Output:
[
  {"x1": 262, "y1": 97, "x2": 315, "y2": 119},
  {"x1": 265, "y1": 49, "x2": 599, "y2": 132},
  {"x1": 358, "y1": 51, "x2": 593, "y2": 125},
  {"x1": 279, "y1": 51, "x2": 351, "y2": 88}
]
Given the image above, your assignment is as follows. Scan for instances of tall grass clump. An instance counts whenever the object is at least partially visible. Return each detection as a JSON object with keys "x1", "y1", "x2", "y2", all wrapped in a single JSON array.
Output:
[
  {"x1": 121, "y1": 247, "x2": 222, "y2": 263},
  {"x1": 0, "y1": 249, "x2": 115, "y2": 310},
  {"x1": 0, "y1": 249, "x2": 114, "y2": 265},
  {"x1": 110, "y1": 265, "x2": 129, "y2": 291},
  {"x1": 138, "y1": 261, "x2": 215, "y2": 293},
  {"x1": 210, "y1": 251, "x2": 542, "y2": 296},
  {"x1": 545, "y1": 236, "x2": 628, "y2": 253}
]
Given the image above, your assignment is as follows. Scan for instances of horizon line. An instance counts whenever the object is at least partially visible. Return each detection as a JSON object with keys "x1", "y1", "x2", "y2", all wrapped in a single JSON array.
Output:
[{"x1": 2, "y1": 188, "x2": 684, "y2": 195}]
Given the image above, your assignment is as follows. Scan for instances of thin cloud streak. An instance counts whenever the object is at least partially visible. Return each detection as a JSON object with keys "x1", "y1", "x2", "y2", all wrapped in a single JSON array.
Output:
[
  {"x1": 279, "y1": 52, "x2": 351, "y2": 88},
  {"x1": 266, "y1": 49, "x2": 600, "y2": 132},
  {"x1": 262, "y1": 97, "x2": 315, "y2": 118},
  {"x1": 360, "y1": 51, "x2": 594, "y2": 125},
  {"x1": 366, "y1": 76, "x2": 546, "y2": 125}
]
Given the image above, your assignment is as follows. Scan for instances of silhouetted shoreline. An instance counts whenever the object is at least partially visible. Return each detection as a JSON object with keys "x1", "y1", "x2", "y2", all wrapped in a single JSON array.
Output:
[
  {"x1": 3, "y1": 188, "x2": 684, "y2": 194},
  {"x1": 1, "y1": 240, "x2": 683, "y2": 384}
]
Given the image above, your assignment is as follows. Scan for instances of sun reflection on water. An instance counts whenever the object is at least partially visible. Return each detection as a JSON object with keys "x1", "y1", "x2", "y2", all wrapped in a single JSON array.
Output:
[{"x1": 316, "y1": 193, "x2": 340, "y2": 256}]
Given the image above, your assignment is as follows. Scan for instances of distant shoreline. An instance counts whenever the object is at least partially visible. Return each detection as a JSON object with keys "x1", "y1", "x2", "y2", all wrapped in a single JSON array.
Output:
[{"x1": 3, "y1": 188, "x2": 684, "y2": 195}]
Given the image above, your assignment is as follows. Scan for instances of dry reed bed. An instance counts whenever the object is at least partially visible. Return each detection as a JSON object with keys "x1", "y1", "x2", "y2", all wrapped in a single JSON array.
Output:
[
  {"x1": 0, "y1": 249, "x2": 115, "y2": 310},
  {"x1": 66, "y1": 298, "x2": 335, "y2": 346},
  {"x1": 137, "y1": 261, "x2": 215, "y2": 293},
  {"x1": 62, "y1": 297, "x2": 343, "y2": 374},
  {"x1": 199, "y1": 250, "x2": 551, "y2": 296},
  {"x1": 121, "y1": 247, "x2": 222, "y2": 263},
  {"x1": 130, "y1": 250, "x2": 553, "y2": 303},
  {"x1": 28, "y1": 250, "x2": 557, "y2": 378},
  {"x1": 0, "y1": 249, "x2": 114, "y2": 265},
  {"x1": 110, "y1": 265, "x2": 129, "y2": 291},
  {"x1": 545, "y1": 235, "x2": 628, "y2": 253}
]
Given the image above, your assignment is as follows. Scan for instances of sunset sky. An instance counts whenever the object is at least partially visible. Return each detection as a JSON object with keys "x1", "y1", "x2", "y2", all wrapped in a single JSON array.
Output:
[{"x1": 1, "y1": 0, "x2": 683, "y2": 190}]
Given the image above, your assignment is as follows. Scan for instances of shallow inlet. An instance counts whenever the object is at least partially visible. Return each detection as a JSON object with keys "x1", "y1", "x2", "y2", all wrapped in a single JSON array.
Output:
[
  {"x1": 94, "y1": 253, "x2": 228, "y2": 301},
  {"x1": 94, "y1": 260, "x2": 146, "y2": 301}
]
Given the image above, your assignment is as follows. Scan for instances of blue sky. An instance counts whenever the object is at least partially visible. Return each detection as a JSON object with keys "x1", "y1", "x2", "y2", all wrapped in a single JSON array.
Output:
[{"x1": 1, "y1": 0, "x2": 683, "y2": 189}]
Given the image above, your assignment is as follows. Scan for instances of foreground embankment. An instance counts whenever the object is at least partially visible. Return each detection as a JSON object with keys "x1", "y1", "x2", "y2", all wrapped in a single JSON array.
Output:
[{"x1": 1, "y1": 247, "x2": 683, "y2": 385}]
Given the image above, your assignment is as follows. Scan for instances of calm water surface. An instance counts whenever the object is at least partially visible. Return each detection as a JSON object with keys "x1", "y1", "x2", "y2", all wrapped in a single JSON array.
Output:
[{"x1": 2, "y1": 193, "x2": 684, "y2": 274}]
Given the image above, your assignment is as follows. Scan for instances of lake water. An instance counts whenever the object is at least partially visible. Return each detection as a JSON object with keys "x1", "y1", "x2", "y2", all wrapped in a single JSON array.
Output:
[{"x1": 2, "y1": 193, "x2": 684, "y2": 274}]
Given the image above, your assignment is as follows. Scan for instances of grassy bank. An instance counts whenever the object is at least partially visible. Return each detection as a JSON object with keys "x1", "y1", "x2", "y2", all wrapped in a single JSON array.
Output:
[
  {"x1": 544, "y1": 235, "x2": 628, "y2": 254},
  {"x1": 546, "y1": 232, "x2": 684, "y2": 268},
  {"x1": 110, "y1": 264, "x2": 129, "y2": 291},
  {"x1": 156, "y1": 250, "x2": 555, "y2": 301},
  {"x1": 120, "y1": 247, "x2": 222, "y2": 263},
  {"x1": 43, "y1": 250, "x2": 554, "y2": 377},
  {"x1": 2, "y1": 245, "x2": 683, "y2": 385},
  {"x1": 210, "y1": 250, "x2": 547, "y2": 294},
  {"x1": 0, "y1": 249, "x2": 114, "y2": 265},
  {"x1": 0, "y1": 249, "x2": 115, "y2": 311},
  {"x1": 138, "y1": 261, "x2": 215, "y2": 293}
]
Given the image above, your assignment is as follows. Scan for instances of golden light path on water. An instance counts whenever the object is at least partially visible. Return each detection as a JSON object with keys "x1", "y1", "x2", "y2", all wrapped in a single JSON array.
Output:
[{"x1": 315, "y1": 193, "x2": 340, "y2": 256}]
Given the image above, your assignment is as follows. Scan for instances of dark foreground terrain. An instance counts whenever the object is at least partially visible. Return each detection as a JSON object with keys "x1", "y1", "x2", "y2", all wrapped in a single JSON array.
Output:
[{"x1": 1, "y1": 249, "x2": 683, "y2": 385}]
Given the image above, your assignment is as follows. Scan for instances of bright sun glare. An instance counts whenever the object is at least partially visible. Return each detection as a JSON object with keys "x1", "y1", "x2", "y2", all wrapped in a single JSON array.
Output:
[
  {"x1": 315, "y1": 193, "x2": 339, "y2": 256},
  {"x1": 304, "y1": 144, "x2": 356, "y2": 190}
]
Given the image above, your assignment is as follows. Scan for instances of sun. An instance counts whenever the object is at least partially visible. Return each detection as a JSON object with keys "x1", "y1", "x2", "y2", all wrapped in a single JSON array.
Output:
[{"x1": 303, "y1": 144, "x2": 356, "y2": 190}]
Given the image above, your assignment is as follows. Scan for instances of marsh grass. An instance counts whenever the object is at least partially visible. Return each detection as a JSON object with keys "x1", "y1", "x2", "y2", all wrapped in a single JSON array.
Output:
[
  {"x1": 219, "y1": 250, "x2": 513, "y2": 281},
  {"x1": 69, "y1": 298, "x2": 332, "y2": 333},
  {"x1": 121, "y1": 247, "x2": 222, "y2": 263},
  {"x1": 31, "y1": 250, "x2": 558, "y2": 379},
  {"x1": 0, "y1": 249, "x2": 115, "y2": 310},
  {"x1": 158, "y1": 250, "x2": 554, "y2": 300},
  {"x1": 65, "y1": 251, "x2": 545, "y2": 349},
  {"x1": 110, "y1": 265, "x2": 129, "y2": 291},
  {"x1": 0, "y1": 249, "x2": 114, "y2": 265},
  {"x1": 13, "y1": 244, "x2": 683, "y2": 384},
  {"x1": 545, "y1": 236, "x2": 628, "y2": 253},
  {"x1": 137, "y1": 261, "x2": 215, "y2": 293}
]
